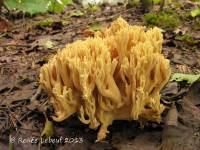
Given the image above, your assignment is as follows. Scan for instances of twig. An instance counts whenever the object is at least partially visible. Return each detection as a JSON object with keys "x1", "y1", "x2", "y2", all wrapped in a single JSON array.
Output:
[
  {"x1": 18, "y1": 127, "x2": 39, "y2": 133},
  {"x1": 30, "y1": 85, "x2": 42, "y2": 102},
  {"x1": 9, "y1": 111, "x2": 24, "y2": 126},
  {"x1": 19, "y1": 110, "x2": 33, "y2": 121},
  {"x1": 0, "y1": 44, "x2": 31, "y2": 48},
  {"x1": 0, "y1": 85, "x2": 17, "y2": 106},
  {"x1": 9, "y1": 135, "x2": 14, "y2": 150}
]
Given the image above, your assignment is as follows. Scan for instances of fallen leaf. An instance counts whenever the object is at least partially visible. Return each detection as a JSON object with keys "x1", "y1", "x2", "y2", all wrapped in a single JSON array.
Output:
[
  {"x1": 82, "y1": 29, "x2": 95, "y2": 37},
  {"x1": 170, "y1": 73, "x2": 200, "y2": 84},
  {"x1": 191, "y1": 7, "x2": 200, "y2": 17},
  {"x1": 0, "y1": 17, "x2": 11, "y2": 33},
  {"x1": 162, "y1": 82, "x2": 179, "y2": 96},
  {"x1": 41, "y1": 119, "x2": 54, "y2": 138},
  {"x1": 185, "y1": 80, "x2": 200, "y2": 106}
]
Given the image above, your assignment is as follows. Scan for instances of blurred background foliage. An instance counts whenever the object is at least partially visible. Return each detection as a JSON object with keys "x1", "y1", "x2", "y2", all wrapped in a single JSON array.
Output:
[
  {"x1": 4, "y1": 0, "x2": 72, "y2": 14},
  {"x1": 1, "y1": 0, "x2": 200, "y2": 18}
]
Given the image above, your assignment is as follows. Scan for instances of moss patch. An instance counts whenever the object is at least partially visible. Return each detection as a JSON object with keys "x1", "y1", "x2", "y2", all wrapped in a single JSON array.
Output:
[
  {"x1": 144, "y1": 11, "x2": 180, "y2": 30},
  {"x1": 175, "y1": 34, "x2": 199, "y2": 45}
]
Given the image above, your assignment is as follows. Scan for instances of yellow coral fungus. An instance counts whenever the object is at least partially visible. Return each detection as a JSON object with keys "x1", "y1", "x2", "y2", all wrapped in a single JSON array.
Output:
[{"x1": 39, "y1": 17, "x2": 171, "y2": 141}]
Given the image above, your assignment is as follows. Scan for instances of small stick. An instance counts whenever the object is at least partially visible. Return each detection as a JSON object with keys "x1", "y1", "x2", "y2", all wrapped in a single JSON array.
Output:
[
  {"x1": 160, "y1": 0, "x2": 165, "y2": 11},
  {"x1": 30, "y1": 85, "x2": 42, "y2": 102},
  {"x1": 0, "y1": 44, "x2": 31, "y2": 48}
]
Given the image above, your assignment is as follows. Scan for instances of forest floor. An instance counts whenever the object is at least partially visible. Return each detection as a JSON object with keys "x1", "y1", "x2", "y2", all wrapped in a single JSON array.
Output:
[{"x1": 0, "y1": 1, "x2": 200, "y2": 150}]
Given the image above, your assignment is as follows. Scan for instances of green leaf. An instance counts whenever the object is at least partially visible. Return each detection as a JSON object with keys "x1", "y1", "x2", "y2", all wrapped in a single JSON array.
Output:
[
  {"x1": 49, "y1": 0, "x2": 72, "y2": 13},
  {"x1": 153, "y1": 0, "x2": 161, "y2": 4},
  {"x1": 191, "y1": 8, "x2": 200, "y2": 17},
  {"x1": 41, "y1": 119, "x2": 54, "y2": 138},
  {"x1": 4, "y1": 0, "x2": 72, "y2": 14},
  {"x1": 170, "y1": 73, "x2": 200, "y2": 84},
  {"x1": 4, "y1": 0, "x2": 50, "y2": 14}
]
